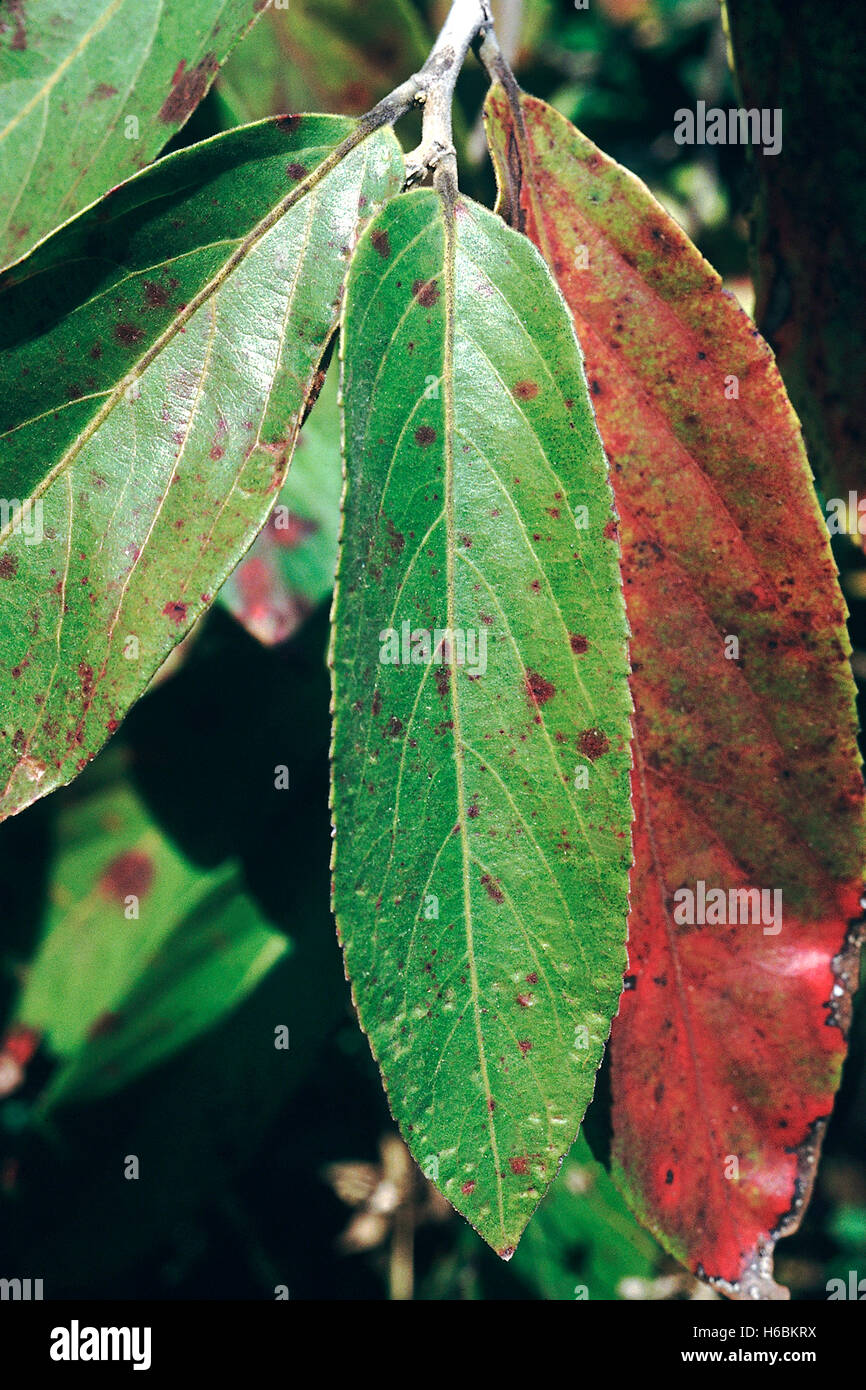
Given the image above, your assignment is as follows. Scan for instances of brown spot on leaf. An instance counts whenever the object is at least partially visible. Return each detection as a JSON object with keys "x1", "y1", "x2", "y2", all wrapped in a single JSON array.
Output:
[
  {"x1": 162, "y1": 600, "x2": 188, "y2": 625},
  {"x1": 0, "y1": 555, "x2": 18, "y2": 579},
  {"x1": 578, "y1": 728, "x2": 610, "y2": 760},
  {"x1": 78, "y1": 662, "x2": 95, "y2": 704},
  {"x1": 415, "y1": 425, "x2": 436, "y2": 447},
  {"x1": 480, "y1": 873, "x2": 504, "y2": 903},
  {"x1": 412, "y1": 278, "x2": 440, "y2": 307},
  {"x1": 8, "y1": 0, "x2": 26, "y2": 50},
  {"x1": 371, "y1": 228, "x2": 391, "y2": 259},
  {"x1": 385, "y1": 518, "x2": 404, "y2": 555},
  {"x1": 158, "y1": 52, "x2": 219, "y2": 124},
  {"x1": 525, "y1": 669, "x2": 555, "y2": 706},
  {"x1": 143, "y1": 280, "x2": 169, "y2": 308},
  {"x1": 461, "y1": 1180, "x2": 476, "y2": 1195},
  {"x1": 99, "y1": 850, "x2": 154, "y2": 901},
  {"x1": 518, "y1": 1039, "x2": 532, "y2": 1055},
  {"x1": 509, "y1": 1156, "x2": 529, "y2": 1175},
  {"x1": 286, "y1": 162, "x2": 307, "y2": 180},
  {"x1": 113, "y1": 322, "x2": 144, "y2": 347},
  {"x1": 513, "y1": 380, "x2": 539, "y2": 400},
  {"x1": 570, "y1": 633, "x2": 589, "y2": 654}
]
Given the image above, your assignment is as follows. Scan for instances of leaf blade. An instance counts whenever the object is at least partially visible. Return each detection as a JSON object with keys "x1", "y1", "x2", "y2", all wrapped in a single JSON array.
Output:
[
  {"x1": 3, "y1": 772, "x2": 286, "y2": 1108},
  {"x1": 219, "y1": 355, "x2": 342, "y2": 644},
  {"x1": 484, "y1": 85, "x2": 866, "y2": 1296},
  {"x1": 331, "y1": 188, "x2": 633, "y2": 1255},
  {"x1": 0, "y1": 0, "x2": 268, "y2": 270},
  {"x1": 0, "y1": 116, "x2": 404, "y2": 821}
]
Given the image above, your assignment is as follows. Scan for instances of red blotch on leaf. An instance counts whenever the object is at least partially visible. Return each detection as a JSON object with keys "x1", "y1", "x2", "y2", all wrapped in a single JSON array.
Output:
[
  {"x1": 525, "y1": 669, "x2": 556, "y2": 706},
  {"x1": 162, "y1": 600, "x2": 188, "y2": 625},
  {"x1": 99, "y1": 850, "x2": 154, "y2": 902}
]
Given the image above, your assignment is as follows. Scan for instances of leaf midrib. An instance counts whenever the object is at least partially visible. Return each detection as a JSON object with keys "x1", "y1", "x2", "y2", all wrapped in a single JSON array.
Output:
[{"x1": 443, "y1": 191, "x2": 507, "y2": 1250}]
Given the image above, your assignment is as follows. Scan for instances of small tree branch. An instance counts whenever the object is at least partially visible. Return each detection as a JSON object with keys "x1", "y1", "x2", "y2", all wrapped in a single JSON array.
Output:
[
  {"x1": 404, "y1": 0, "x2": 494, "y2": 190},
  {"x1": 347, "y1": 0, "x2": 496, "y2": 199}
]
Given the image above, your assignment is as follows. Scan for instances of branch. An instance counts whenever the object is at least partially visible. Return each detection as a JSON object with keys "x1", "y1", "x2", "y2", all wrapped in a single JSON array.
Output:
[
  {"x1": 404, "y1": 0, "x2": 494, "y2": 190},
  {"x1": 347, "y1": 0, "x2": 497, "y2": 196}
]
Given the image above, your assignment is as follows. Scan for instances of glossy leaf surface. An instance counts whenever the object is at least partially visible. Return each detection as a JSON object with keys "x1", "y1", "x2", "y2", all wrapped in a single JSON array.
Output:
[
  {"x1": 332, "y1": 188, "x2": 633, "y2": 1256},
  {"x1": 0, "y1": 0, "x2": 266, "y2": 269},
  {"x1": 0, "y1": 115, "x2": 404, "y2": 821}
]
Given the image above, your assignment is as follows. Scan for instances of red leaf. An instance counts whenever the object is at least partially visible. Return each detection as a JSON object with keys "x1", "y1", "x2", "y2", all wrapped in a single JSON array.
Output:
[{"x1": 485, "y1": 85, "x2": 866, "y2": 1297}]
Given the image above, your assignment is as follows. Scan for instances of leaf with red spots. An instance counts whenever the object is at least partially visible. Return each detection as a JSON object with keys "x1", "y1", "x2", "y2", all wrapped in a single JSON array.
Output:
[
  {"x1": 0, "y1": 0, "x2": 270, "y2": 271},
  {"x1": 485, "y1": 85, "x2": 866, "y2": 1297},
  {"x1": 5, "y1": 772, "x2": 286, "y2": 1107},
  {"x1": 331, "y1": 189, "x2": 633, "y2": 1256},
  {"x1": 218, "y1": 357, "x2": 342, "y2": 645},
  {"x1": 0, "y1": 115, "x2": 404, "y2": 821}
]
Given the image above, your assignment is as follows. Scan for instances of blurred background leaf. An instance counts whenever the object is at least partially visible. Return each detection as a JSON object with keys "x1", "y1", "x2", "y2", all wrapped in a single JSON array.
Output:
[
  {"x1": 218, "y1": 358, "x2": 342, "y2": 646},
  {"x1": 4, "y1": 762, "x2": 286, "y2": 1110}
]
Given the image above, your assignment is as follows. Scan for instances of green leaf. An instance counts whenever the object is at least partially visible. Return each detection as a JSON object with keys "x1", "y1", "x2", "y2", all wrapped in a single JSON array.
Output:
[
  {"x1": 331, "y1": 188, "x2": 633, "y2": 1257},
  {"x1": 510, "y1": 1134, "x2": 659, "y2": 1300},
  {"x1": 218, "y1": 356, "x2": 342, "y2": 644},
  {"x1": 218, "y1": 0, "x2": 431, "y2": 122},
  {"x1": 0, "y1": 0, "x2": 269, "y2": 270},
  {"x1": 0, "y1": 115, "x2": 404, "y2": 822},
  {"x1": 4, "y1": 765, "x2": 286, "y2": 1108}
]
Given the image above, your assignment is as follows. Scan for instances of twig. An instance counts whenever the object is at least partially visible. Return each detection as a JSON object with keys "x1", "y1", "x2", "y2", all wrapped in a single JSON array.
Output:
[{"x1": 403, "y1": 0, "x2": 494, "y2": 191}]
